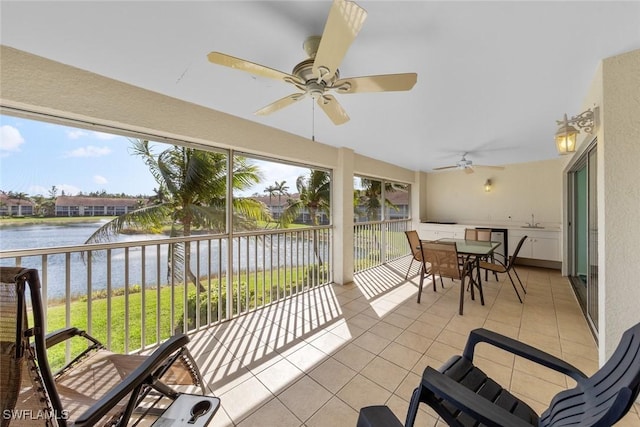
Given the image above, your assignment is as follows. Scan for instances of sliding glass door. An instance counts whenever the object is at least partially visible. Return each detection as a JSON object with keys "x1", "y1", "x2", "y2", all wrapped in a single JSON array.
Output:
[{"x1": 568, "y1": 141, "x2": 598, "y2": 333}]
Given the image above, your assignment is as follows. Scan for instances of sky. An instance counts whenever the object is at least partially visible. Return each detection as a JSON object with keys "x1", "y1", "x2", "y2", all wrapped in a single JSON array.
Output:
[{"x1": 0, "y1": 114, "x2": 311, "y2": 198}]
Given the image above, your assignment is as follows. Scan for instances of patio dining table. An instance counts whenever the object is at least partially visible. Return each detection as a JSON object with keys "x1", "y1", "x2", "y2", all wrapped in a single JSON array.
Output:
[{"x1": 433, "y1": 238, "x2": 501, "y2": 314}]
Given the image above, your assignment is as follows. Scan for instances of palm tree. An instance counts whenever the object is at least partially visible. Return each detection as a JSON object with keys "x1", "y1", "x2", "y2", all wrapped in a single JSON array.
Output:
[
  {"x1": 85, "y1": 139, "x2": 271, "y2": 289},
  {"x1": 273, "y1": 180, "x2": 289, "y2": 217},
  {"x1": 280, "y1": 170, "x2": 330, "y2": 265},
  {"x1": 356, "y1": 178, "x2": 402, "y2": 221},
  {"x1": 263, "y1": 184, "x2": 277, "y2": 211}
]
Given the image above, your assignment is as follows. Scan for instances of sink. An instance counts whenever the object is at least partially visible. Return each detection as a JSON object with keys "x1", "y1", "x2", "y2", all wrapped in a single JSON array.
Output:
[{"x1": 522, "y1": 225, "x2": 545, "y2": 229}]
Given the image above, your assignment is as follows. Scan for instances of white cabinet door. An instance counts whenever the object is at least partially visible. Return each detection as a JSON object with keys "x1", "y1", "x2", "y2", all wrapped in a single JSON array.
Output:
[
  {"x1": 418, "y1": 225, "x2": 463, "y2": 241},
  {"x1": 508, "y1": 230, "x2": 560, "y2": 261},
  {"x1": 530, "y1": 236, "x2": 560, "y2": 261},
  {"x1": 509, "y1": 233, "x2": 532, "y2": 258}
]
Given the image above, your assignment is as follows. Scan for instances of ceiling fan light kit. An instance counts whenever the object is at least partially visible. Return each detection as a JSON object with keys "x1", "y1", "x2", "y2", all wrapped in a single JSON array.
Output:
[{"x1": 207, "y1": 0, "x2": 417, "y2": 126}]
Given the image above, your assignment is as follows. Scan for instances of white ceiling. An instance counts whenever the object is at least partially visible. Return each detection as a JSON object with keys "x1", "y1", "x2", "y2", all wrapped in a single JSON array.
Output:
[{"x1": 2, "y1": 1, "x2": 639, "y2": 172}]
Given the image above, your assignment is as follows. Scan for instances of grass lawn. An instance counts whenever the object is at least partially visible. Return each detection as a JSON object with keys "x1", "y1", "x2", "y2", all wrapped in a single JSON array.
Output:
[{"x1": 44, "y1": 264, "x2": 319, "y2": 370}]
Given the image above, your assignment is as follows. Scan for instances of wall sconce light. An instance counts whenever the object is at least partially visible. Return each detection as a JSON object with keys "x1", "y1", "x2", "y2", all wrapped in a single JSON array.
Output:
[
  {"x1": 484, "y1": 179, "x2": 492, "y2": 192},
  {"x1": 555, "y1": 106, "x2": 599, "y2": 155}
]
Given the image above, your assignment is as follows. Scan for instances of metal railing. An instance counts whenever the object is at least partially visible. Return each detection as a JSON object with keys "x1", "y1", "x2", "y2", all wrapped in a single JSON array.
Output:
[
  {"x1": 353, "y1": 219, "x2": 411, "y2": 272},
  {"x1": 0, "y1": 226, "x2": 332, "y2": 358}
]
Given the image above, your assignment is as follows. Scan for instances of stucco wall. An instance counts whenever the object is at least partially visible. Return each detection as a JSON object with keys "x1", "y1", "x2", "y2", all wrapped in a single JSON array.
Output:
[
  {"x1": 599, "y1": 50, "x2": 640, "y2": 360},
  {"x1": 425, "y1": 159, "x2": 564, "y2": 227}
]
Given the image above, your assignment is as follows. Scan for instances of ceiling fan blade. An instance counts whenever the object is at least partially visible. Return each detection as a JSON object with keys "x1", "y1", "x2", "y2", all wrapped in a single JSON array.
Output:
[
  {"x1": 464, "y1": 167, "x2": 474, "y2": 174},
  {"x1": 255, "y1": 93, "x2": 306, "y2": 116},
  {"x1": 433, "y1": 166, "x2": 458, "y2": 171},
  {"x1": 317, "y1": 94, "x2": 350, "y2": 125},
  {"x1": 474, "y1": 165, "x2": 506, "y2": 170},
  {"x1": 313, "y1": 0, "x2": 367, "y2": 83},
  {"x1": 333, "y1": 73, "x2": 418, "y2": 94},
  {"x1": 207, "y1": 52, "x2": 301, "y2": 83}
]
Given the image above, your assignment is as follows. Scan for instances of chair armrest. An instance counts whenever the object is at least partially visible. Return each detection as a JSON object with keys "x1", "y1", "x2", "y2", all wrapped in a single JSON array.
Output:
[
  {"x1": 45, "y1": 327, "x2": 102, "y2": 348},
  {"x1": 463, "y1": 328, "x2": 588, "y2": 383},
  {"x1": 421, "y1": 367, "x2": 534, "y2": 427},
  {"x1": 44, "y1": 327, "x2": 81, "y2": 347},
  {"x1": 73, "y1": 334, "x2": 191, "y2": 427}
]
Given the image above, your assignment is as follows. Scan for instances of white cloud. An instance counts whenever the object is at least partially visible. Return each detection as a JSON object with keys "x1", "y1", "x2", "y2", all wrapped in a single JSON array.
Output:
[
  {"x1": 92, "y1": 131, "x2": 118, "y2": 140},
  {"x1": 0, "y1": 125, "x2": 25, "y2": 155},
  {"x1": 66, "y1": 129, "x2": 88, "y2": 139},
  {"x1": 64, "y1": 145, "x2": 111, "y2": 158},
  {"x1": 93, "y1": 175, "x2": 108, "y2": 184}
]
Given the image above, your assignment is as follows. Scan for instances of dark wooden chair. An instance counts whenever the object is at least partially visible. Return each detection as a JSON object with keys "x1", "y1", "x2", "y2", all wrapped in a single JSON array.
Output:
[{"x1": 357, "y1": 323, "x2": 640, "y2": 427}]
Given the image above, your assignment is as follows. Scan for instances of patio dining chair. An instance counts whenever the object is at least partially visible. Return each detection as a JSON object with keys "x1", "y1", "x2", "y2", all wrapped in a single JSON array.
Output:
[
  {"x1": 357, "y1": 322, "x2": 640, "y2": 427},
  {"x1": 417, "y1": 242, "x2": 474, "y2": 314},
  {"x1": 478, "y1": 234, "x2": 527, "y2": 303},
  {"x1": 404, "y1": 231, "x2": 444, "y2": 293},
  {"x1": 0, "y1": 266, "x2": 211, "y2": 427}
]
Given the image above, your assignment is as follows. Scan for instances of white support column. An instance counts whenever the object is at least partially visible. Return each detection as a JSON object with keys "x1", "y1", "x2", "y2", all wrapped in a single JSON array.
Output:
[{"x1": 333, "y1": 147, "x2": 355, "y2": 285}]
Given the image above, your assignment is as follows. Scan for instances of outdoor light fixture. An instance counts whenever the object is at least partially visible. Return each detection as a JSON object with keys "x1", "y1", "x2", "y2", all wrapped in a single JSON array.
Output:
[
  {"x1": 484, "y1": 179, "x2": 492, "y2": 192},
  {"x1": 555, "y1": 106, "x2": 598, "y2": 155}
]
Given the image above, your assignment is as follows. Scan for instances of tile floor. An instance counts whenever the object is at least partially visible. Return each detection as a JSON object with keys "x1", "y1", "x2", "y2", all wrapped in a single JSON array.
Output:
[{"x1": 184, "y1": 258, "x2": 640, "y2": 427}]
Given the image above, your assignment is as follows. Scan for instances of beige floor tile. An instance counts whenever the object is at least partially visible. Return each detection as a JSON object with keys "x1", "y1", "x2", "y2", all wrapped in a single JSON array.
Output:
[
  {"x1": 307, "y1": 328, "x2": 349, "y2": 355},
  {"x1": 434, "y1": 328, "x2": 468, "y2": 351},
  {"x1": 236, "y1": 397, "x2": 302, "y2": 427},
  {"x1": 379, "y1": 342, "x2": 423, "y2": 371},
  {"x1": 514, "y1": 357, "x2": 567, "y2": 387},
  {"x1": 218, "y1": 376, "x2": 274, "y2": 424},
  {"x1": 305, "y1": 396, "x2": 359, "y2": 427},
  {"x1": 394, "y1": 329, "x2": 433, "y2": 354},
  {"x1": 185, "y1": 264, "x2": 612, "y2": 427},
  {"x1": 394, "y1": 371, "x2": 422, "y2": 402},
  {"x1": 337, "y1": 374, "x2": 393, "y2": 412},
  {"x1": 510, "y1": 370, "x2": 566, "y2": 407},
  {"x1": 425, "y1": 340, "x2": 464, "y2": 365},
  {"x1": 308, "y1": 357, "x2": 357, "y2": 393},
  {"x1": 332, "y1": 342, "x2": 377, "y2": 372},
  {"x1": 360, "y1": 356, "x2": 409, "y2": 392},
  {"x1": 277, "y1": 375, "x2": 333, "y2": 422},
  {"x1": 405, "y1": 319, "x2": 442, "y2": 340},
  {"x1": 254, "y1": 357, "x2": 304, "y2": 394},
  {"x1": 282, "y1": 342, "x2": 328, "y2": 372},
  {"x1": 352, "y1": 330, "x2": 392, "y2": 354},
  {"x1": 369, "y1": 321, "x2": 405, "y2": 341}
]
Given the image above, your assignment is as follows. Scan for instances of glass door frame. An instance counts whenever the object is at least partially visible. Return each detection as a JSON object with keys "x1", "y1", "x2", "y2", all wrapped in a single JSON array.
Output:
[{"x1": 566, "y1": 138, "x2": 598, "y2": 335}]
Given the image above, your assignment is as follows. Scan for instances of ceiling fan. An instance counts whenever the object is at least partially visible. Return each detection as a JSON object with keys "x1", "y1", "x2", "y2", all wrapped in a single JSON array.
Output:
[
  {"x1": 433, "y1": 153, "x2": 505, "y2": 174},
  {"x1": 207, "y1": 0, "x2": 417, "y2": 125}
]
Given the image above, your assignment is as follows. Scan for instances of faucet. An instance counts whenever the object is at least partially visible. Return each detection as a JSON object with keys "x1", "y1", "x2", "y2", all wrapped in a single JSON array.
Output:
[{"x1": 525, "y1": 214, "x2": 541, "y2": 228}]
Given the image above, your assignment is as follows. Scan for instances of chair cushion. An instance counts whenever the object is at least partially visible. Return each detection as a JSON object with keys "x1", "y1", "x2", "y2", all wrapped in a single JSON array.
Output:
[{"x1": 434, "y1": 355, "x2": 539, "y2": 427}]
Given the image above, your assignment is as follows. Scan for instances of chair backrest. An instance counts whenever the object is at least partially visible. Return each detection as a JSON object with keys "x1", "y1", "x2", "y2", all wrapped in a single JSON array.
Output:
[
  {"x1": 405, "y1": 230, "x2": 423, "y2": 262},
  {"x1": 540, "y1": 322, "x2": 640, "y2": 426},
  {"x1": 421, "y1": 241, "x2": 461, "y2": 280},
  {"x1": 1, "y1": 267, "x2": 62, "y2": 426},
  {"x1": 464, "y1": 228, "x2": 477, "y2": 240},
  {"x1": 476, "y1": 228, "x2": 492, "y2": 242},
  {"x1": 507, "y1": 235, "x2": 528, "y2": 269}
]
